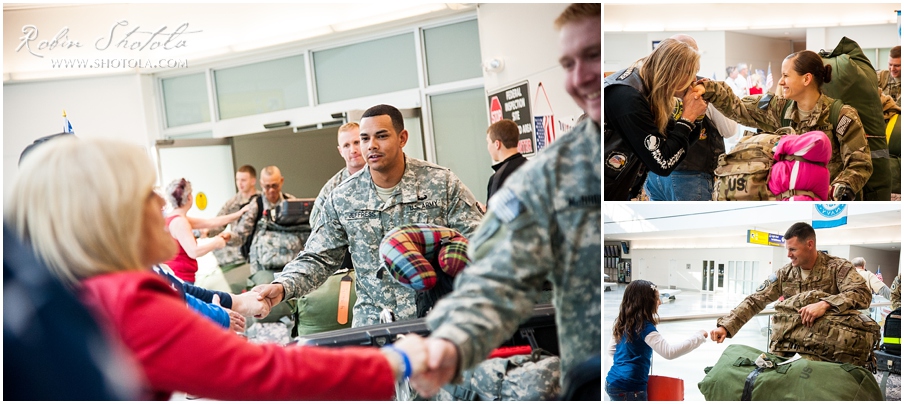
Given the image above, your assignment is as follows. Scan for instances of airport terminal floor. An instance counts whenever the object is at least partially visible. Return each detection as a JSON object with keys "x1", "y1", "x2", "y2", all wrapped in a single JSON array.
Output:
[{"x1": 604, "y1": 283, "x2": 900, "y2": 401}]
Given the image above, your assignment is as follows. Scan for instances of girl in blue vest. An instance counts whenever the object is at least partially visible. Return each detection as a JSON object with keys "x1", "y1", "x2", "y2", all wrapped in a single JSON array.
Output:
[{"x1": 606, "y1": 280, "x2": 708, "y2": 400}]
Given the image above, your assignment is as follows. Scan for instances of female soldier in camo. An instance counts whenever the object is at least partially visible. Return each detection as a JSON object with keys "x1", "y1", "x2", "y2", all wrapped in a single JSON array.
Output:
[{"x1": 698, "y1": 50, "x2": 872, "y2": 201}]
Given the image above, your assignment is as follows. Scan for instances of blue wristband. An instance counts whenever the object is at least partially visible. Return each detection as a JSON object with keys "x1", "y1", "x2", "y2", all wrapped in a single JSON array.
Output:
[{"x1": 385, "y1": 344, "x2": 411, "y2": 380}]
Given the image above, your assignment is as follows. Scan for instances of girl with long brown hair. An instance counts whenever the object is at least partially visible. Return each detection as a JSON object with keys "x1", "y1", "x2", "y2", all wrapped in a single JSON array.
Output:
[{"x1": 605, "y1": 280, "x2": 708, "y2": 400}]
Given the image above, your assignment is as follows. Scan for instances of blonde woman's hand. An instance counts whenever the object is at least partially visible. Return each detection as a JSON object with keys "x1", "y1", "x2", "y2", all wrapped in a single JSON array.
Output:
[{"x1": 680, "y1": 85, "x2": 708, "y2": 121}]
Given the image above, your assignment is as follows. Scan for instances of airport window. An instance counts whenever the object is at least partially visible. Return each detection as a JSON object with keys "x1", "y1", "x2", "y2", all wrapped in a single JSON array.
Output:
[
  {"x1": 214, "y1": 55, "x2": 309, "y2": 120},
  {"x1": 313, "y1": 33, "x2": 419, "y2": 104},
  {"x1": 162, "y1": 73, "x2": 211, "y2": 128},
  {"x1": 429, "y1": 87, "x2": 491, "y2": 203},
  {"x1": 423, "y1": 19, "x2": 482, "y2": 86}
]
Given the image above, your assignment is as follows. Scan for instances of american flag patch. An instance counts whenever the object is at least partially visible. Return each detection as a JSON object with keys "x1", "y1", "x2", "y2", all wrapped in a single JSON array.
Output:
[
  {"x1": 494, "y1": 188, "x2": 522, "y2": 223},
  {"x1": 835, "y1": 115, "x2": 852, "y2": 137}
]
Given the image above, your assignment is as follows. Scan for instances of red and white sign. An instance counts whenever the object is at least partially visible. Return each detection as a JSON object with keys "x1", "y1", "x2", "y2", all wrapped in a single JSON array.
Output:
[{"x1": 489, "y1": 96, "x2": 503, "y2": 123}]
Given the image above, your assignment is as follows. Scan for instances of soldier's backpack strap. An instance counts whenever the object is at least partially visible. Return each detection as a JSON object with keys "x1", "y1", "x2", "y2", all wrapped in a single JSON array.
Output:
[
  {"x1": 776, "y1": 189, "x2": 820, "y2": 200},
  {"x1": 828, "y1": 99, "x2": 843, "y2": 138},
  {"x1": 241, "y1": 194, "x2": 265, "y2": 260}
]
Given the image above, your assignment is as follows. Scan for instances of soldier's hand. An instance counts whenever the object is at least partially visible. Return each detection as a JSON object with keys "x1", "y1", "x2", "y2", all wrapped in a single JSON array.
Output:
[
  {"x1": 231, "y1": 290, "x2": 270, "y2": 318},
  {"x1": 831, "y1": 184, "x2": 855, "y2": 201},
  {"x1": 798, "y1": 301, "x2": 831, "y2": 327},
  {"x1": 710, "y1": 326, "x2": 728, "y2": 343},
  {"x1": 680, "y1": 86, "x2": 708, "y2": 122},
  {"x1": 409, "y1": 338, "x2": 460, "y2": 398},
  {"x1": 251, "y1": 283, "x2": 284, "y2": 316}
]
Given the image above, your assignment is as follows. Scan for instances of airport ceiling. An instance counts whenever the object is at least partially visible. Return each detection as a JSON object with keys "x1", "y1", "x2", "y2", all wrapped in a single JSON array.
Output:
[
  {"x1": 604, "y1": 203, "x2": 902, "y2": 252},
  {"x1": 604, "y1": 3, "x2": 899, "y2": 42}
]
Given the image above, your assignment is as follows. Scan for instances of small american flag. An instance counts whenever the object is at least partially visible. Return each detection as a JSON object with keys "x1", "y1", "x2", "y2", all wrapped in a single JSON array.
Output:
[{"x1": 543, "y1": 115, "x2": 556, "y2": 146}]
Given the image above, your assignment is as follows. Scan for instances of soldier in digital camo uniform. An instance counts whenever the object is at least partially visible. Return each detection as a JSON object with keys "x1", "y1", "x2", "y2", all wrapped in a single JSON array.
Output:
[
  {"x1": 711, "y1": 222, "x2": 874, "y2": 365},
  {"x1": 409, "y1": 4, "x2": 601, "y2": 399},
  {"x1": 252, "y1": 104, "x2": 483, "y2": 327},
  {"x1": 209, "y1": 165, "x2": 259, "y2": 270},
  {"x1": 699, "y1": 50, "x2": 872, "y2": 200}
]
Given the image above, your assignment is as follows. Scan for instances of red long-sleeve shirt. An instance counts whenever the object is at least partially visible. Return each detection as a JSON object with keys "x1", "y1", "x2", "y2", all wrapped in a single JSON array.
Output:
[{"x1": 79, "y1": 270, "x2": 396, "y2": 400}]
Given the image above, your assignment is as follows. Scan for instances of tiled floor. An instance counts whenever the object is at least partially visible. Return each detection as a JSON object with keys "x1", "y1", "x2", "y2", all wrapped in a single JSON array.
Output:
[{"x1": 604, "y1": 283, "x2": 900, "y2": 401}]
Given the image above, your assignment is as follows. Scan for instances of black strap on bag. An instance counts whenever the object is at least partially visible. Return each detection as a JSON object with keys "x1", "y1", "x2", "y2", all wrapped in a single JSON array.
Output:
[{"x1": 240, "y1": 195, "x2": 264, "y2": 260}]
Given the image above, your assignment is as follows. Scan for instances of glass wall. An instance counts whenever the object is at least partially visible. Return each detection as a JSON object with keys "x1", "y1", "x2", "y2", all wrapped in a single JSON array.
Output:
[
  {"x1": 313, "y1": 33, "x2": 419, "y2": 104},
  {"x1": 214, "y1": 55, "x2": 309, "y2": 120},
  {"x1": 162, "y1": 73, "x2": 210, "y2": 127},
  {"x1": 422, "y1": 19, "x2": 482, "y2": 86},
  {"x1": 430, "y1": 87, "x2": 491, "y2": 203}
]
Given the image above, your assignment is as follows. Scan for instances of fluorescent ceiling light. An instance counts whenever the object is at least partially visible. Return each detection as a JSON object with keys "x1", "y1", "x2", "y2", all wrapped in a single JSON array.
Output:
[{"x1": 331, "y1": 3, "x2": 449, "y2": 32}]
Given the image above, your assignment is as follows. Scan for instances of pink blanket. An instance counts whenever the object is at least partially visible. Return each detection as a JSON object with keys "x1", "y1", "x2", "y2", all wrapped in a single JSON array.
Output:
[{"x1": 768, "y1": 131, "x2": 832, "y2": 201}]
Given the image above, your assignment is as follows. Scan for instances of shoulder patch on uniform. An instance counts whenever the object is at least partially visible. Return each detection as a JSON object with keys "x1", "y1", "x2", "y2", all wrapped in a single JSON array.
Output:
[
  {"x1": 835, "y1": 115, "x2": 852, "y2": 137},
  {"x1": 493, "y1": 188, "x2": 522, "y2": 223},
  {"x1": 617, "y1": 67, "x2": 634, "y2": 81},
  {"x1": 606, "y1": 152, "x2": 628, "y2": 171},
  {"x1": 757, "y1": 94, "x2": 773, "y2": 110},
  {"x1": 644, "y1": 135, "x2": 660, "y2": 151},
  {"x1": 757, "y1": 273, "x2": 778, "y2": 292}
]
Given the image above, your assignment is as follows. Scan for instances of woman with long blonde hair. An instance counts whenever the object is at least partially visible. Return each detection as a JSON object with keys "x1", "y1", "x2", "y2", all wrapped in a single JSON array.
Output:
[{"x1": 604, "y1": 38, "x2": 709, "y2": 200}]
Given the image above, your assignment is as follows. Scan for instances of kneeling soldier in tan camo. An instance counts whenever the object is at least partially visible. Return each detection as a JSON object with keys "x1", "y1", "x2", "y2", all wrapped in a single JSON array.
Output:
[{"x1": 710, "y1": 222, "x2": 878, "y2": 369}]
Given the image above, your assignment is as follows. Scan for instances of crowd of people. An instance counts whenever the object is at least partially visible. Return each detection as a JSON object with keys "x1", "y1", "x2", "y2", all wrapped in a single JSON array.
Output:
[
  {"x1": 5, "y1": 3, "x2": 600, "y2": 401},
  {"x1": 604, "y1": 35, "x2": 901, "y2": 202}
]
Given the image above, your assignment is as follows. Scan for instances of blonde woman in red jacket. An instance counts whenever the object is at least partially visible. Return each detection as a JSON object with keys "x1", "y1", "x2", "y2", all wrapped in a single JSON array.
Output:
[{"x1": 6, "y1": 137, "x2": 427, "y2": 401}]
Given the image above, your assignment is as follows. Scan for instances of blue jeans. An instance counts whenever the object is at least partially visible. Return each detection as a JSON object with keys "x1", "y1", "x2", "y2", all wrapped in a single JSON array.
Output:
[
  {"x1": 644, "y1": 171, "x2": 714, "y2": 201},
  {"x1": 605, "y1": 381, "x2": 647, "y2": 401}
]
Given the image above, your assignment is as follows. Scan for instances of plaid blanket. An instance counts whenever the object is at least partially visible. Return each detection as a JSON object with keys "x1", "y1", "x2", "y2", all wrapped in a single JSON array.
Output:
[{"x1": 379, "y1": 224, "x2": 469, "y2": 291}]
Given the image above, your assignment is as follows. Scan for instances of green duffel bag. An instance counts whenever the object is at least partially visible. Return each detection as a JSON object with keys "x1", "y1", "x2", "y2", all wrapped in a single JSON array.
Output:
[
  {"x1": 292, "y1": 268, "x2": 356, "y2": 337},
  {"x1": 698, "y1": 344, "x2": 883, "y2": 401},
  {"x1": 819, "y1": 36, "x2": 890, "y2": 201}
]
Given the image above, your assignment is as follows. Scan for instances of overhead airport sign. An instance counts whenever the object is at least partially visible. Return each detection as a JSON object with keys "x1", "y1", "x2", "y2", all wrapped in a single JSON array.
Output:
[{"x1": 747, "y1": 229, "x2": 785, "y2": 247}]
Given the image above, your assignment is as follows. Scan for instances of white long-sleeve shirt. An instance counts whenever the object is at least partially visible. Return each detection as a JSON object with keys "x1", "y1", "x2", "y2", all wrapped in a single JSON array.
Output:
[{"x1": 608, "y1": 329, "x2": 707, "y2": 360}]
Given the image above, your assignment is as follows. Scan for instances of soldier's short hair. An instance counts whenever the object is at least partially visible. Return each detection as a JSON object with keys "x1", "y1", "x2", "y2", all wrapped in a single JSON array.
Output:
[
  {"x1": 553, "y1": 3, "x2": 600, "y2": 31},
  {"x1": 338, "y1": 122, "x2": 359, "y2": 134},
  {"x1": 487, "y1": 119, "x2": 520, "y2": 149},
  {"x1": 784, "y1": 222, "x2": 816, "y2": 242},
  {"x1": 237, "y1": 164, "x2": 256, "y2": 178},
  {"x1": 891, "y1": 46, "x2": 901, "y2": 59},
  {"x1": 362, "y1": 104, "x2": 404, "y2": 133},
  {"x1": 851, "y1": 257, "x2": 866, "y2": 268}
]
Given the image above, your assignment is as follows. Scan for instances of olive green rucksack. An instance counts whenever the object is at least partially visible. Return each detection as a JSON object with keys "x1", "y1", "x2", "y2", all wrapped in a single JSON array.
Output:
[
  {"x1": 698, "y1": 344, "x2": 883, "y2": 401},
  {"x1": 292, "y1": 269, "x2": 356, "y2": 337},
  {"x1": 819, "y1": 36, "x2": 891, "y2": 201}
]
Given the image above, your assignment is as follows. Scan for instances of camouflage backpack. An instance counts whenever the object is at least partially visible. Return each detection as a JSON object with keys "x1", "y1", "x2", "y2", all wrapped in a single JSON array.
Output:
[
  {"x1": 713, "y1": 129, "x2": 788, "y2": 200},
  {"x1": 770, "y1": 290, "x2": 880, "y2": 369},
  {"x1": 247, "y1": 217, "x2": 311, "y2": 275},
  {"x1": 435, "y1": 350, "x2": 560, "y2": 401}
]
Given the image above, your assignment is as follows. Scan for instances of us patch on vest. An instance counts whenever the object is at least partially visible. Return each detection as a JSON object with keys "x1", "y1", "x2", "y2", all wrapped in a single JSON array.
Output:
[{"x1": 606, "y1": 152, "x2": 628, "y2": 171}]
